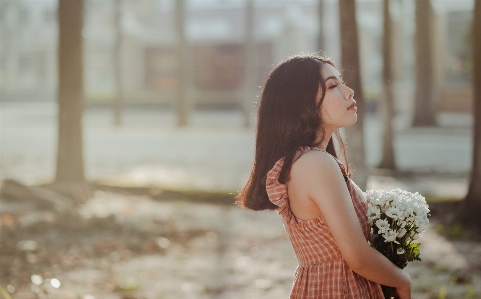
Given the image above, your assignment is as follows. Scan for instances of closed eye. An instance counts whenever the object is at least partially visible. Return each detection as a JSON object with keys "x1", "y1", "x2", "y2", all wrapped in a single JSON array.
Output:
[{"x1": 329, "y1": 84, "x2": 338, "y2": 89}]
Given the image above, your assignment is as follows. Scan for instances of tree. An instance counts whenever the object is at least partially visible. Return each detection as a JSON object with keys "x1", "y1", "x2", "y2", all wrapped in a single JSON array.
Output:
[
  {"x1": 176, "y1": 0, "x2": 188, "y2": 126},
  {"x1": 317, "y1": 0, "x2": 325, "y2": 51},
  {"x1": 412, "y1": 0, "x2": 437, "y2": 127},
  {"x1": 54, "y1": 0, "x2": 90, "y2": 202},
  {"x1": 242, "y1": 0, "x2": 255, "y2": 128},
  {"x1": 378, "y1": 0, "x2": 396, "y2": 169},
  {"x1": 56, "y1": 0, "x2": 85, "y2": 184},
  {"x1": 338, "y1": 0, "x2": 367, "y2": 189},
  {"x1": 459, "y1": 0, "x2": 481, "y2": 228}
]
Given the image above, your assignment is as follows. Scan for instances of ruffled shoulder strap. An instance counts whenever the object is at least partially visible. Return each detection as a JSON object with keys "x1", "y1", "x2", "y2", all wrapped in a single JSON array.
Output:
[
  {"x1": 265, "y1": 156, "x2": 291, "y2": 219},
  {"x1": 265, "y1": 146, "x2": 349, "y2": 221}
]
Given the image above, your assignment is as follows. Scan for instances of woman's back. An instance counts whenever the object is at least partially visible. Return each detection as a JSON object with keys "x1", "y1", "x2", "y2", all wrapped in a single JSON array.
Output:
[{"x1": 266, "y1": 146, "x2": 384, "y2": 298}]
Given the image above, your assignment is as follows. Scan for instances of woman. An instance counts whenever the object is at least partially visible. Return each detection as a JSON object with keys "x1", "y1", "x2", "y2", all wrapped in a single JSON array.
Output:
[{"x1": 236, "y1": 54, "x2": 411, "y2": 299}]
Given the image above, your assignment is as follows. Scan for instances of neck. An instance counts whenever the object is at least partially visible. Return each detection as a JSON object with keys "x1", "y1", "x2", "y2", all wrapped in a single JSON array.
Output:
[{"x1": 314, "y1": 127, "x2": 336, "y2": 151}]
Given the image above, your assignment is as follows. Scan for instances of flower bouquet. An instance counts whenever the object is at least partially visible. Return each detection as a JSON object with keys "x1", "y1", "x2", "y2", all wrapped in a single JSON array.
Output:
[{"x1": 365, "y1": 188, "x2": 430, "y2": 299}]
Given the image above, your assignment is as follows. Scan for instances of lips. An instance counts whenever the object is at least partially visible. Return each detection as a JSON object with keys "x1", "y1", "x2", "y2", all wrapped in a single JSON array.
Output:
[{"x1": 347, "y1": 102, "x2": 357, "y2": 110}]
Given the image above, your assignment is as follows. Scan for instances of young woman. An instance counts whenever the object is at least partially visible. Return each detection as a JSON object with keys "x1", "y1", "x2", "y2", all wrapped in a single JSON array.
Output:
[{"x1": 237, "y1": 54, "x2": 411, "y2": 299}]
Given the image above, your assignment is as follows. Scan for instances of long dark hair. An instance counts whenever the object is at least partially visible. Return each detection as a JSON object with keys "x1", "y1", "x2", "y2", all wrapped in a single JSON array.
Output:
[{"x1": 236, "y1": 54, "x2": 350, "y2": 211}]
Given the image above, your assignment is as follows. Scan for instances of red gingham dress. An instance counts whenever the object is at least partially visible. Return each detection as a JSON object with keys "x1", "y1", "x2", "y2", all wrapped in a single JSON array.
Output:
[{"x1": 266, "y1": 146, "x2": 384, "y2": 299}]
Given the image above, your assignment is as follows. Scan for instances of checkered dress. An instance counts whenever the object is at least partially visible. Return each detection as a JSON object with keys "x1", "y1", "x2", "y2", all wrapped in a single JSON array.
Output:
[{"x1": 266, "y1": 146, "x2": 384, "y2": 299}]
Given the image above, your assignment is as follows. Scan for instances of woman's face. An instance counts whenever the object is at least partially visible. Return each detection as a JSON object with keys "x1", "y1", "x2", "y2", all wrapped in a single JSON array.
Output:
[{"x1": 318, "y1": 63, "x2": 357, "y2": 132}]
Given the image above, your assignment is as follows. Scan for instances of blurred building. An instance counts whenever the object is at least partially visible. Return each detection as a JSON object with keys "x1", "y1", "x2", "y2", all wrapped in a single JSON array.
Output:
[
  {"x1": 0, "y1": 0, "x2": 474, "y2": 113},
  {"x1": 0, "y1": 0, "x2": 58, "y2": 101}
]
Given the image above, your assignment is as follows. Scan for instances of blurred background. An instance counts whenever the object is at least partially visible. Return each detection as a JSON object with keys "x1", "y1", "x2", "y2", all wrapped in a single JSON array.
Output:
[
  {"x1": 0, "y1": 0, "x2": 476, "y2": 189},
  {"x1": 0, "y1": 0, "x2": 480, "y2": 298}
]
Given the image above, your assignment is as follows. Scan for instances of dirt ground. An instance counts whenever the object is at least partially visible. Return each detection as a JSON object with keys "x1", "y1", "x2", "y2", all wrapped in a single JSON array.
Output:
[{"x1": 1, "y1": 190, "x2": 480, "y2": 299}]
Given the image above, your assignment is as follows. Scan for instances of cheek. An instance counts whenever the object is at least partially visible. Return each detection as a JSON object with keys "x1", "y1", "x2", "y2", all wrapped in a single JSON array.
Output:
[
  {"x1": 321, "y1": 96, "x2": 355, "y2": 126},
  {"x1": 320, "y1": 101, "x2": 333, "y2": 123},
  {"x1": 322, "y1": 97, "x2": 344, "y2": 120}
]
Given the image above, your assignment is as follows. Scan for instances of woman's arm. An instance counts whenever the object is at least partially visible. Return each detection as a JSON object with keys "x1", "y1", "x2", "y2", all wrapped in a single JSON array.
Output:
[{"x1": 289, "y1": 151, "x2": 411, "y2": 294}]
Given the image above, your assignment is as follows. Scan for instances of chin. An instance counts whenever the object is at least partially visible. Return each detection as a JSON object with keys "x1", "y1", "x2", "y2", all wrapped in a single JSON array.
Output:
[{"x1": 347, "y1": 115, "x2": 358, "y2": 126}]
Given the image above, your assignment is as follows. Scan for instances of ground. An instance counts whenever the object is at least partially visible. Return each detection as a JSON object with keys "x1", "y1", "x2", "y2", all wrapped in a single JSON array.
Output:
[{"x1": 1, "y1": 189, "x2": 480, "y2": 299}]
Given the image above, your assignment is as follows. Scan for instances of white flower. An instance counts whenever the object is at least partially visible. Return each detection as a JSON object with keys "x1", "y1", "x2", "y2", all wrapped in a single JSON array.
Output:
[
  {"x1": 403, "y1": 207, "x2": 414, "y2": 219},
  {"x1": 375, "y1": 219, "x2": 390, "y2": 234},
  {"x1": 383, "y1": 229, "x2": 399, "y2": 244},
  {"x1": 405, "y1": 215, "x2": 415, "y2": 223},
  {"x1": 385, "y1": 206, "x2": 401, "y2": 220},
  {"x1": 366, "y1": 190, "x2": 389, "y2": 206},
  {"x1": 366, "y1": 188, "x2": 430, "y2": 262},
  {"x1": 367, "y1": 206, "x2": 381, "y2": 222},
  {"x1": 397, "y1": 228, "x2": 407, "y2": 238}
]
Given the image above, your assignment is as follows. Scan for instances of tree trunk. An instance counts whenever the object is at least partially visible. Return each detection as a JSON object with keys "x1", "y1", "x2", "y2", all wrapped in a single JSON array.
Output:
[
  {"x1": 113, "y1": 0, "x2": 124, "y2": 126},
  {"x1": 460, "y1": 0, "x2": 481, "y2": 228},
  {"x1": 378, "y1": 0, "x2": 396, "y2": 169},
  {"x1": 412, "y1": 0, "x2": 437, "y2": 127},
  {"x1": 317, "y1": 0, "x2": 325, "y2": 51},
  {"x1": 338, "y1": 0, "x2": 367, "y2": 189},
  {"x1": 56, "y1": 0, "x2": 85, "y2": 184},
  {"x1": 242, "y1": 0, "x2": 255, "y2": 128},
  {"x1": 176, "y1": 0, "x2": 188, "y2": 126}
]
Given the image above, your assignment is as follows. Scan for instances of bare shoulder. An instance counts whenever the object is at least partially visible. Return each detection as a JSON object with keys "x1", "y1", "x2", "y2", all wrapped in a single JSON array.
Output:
[
  {"x1": 287, "y1": 150, "x2": 346, "y2": 220},
  {"x1": 291, "y1": 150, "x2": 340, "y2": 176},
  {"x1": 289, "y1": 150, "x2": 347, "y2": 201}
]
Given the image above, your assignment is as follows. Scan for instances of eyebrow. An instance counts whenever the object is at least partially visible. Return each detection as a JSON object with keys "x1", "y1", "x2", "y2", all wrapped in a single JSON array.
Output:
[{"x1": 324, "y1": 75, "x2": 343, "y2": 82}]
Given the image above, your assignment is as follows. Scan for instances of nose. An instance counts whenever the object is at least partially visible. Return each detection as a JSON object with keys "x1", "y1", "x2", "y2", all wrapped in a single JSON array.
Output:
[{"x1": 345, "y1": 86, "x2": 354, "y2": 100}]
